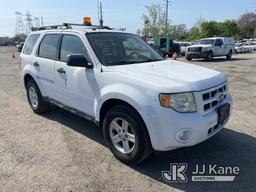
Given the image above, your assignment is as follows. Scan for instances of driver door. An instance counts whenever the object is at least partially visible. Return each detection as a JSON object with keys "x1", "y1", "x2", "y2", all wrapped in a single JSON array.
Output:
[
  {"x1": 214, "y1": 39, "x2": 224, "y2": 56},
  {"x1": 54, "y1": 33, "x2": 96, "y2": 116}
]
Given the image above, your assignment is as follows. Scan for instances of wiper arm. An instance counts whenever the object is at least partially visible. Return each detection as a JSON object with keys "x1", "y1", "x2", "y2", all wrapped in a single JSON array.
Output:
[
  {"x1": 106, "y1": 60, "x2": 138, "y2": 66},
  {"x1": 106, "y1": 59, "x2": 163, "y2": 66}
]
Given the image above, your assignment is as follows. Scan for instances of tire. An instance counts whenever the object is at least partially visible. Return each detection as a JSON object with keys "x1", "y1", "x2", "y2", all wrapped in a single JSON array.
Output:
[
  {"x1": 26, "y1": 80, "x2": 50, "y2": 114},
  {"x1": 207, "y1": 51, "x2": 213, "y2": 61},
  {"x1": 103, "y1": 105, "x2": 152, "y2": 164},
  {"x1": 186, "y1": 54, "x2": 192, "y2": 61},
  {"x1": 226, "y1": 50, "x2": 232, "y2": 60}
]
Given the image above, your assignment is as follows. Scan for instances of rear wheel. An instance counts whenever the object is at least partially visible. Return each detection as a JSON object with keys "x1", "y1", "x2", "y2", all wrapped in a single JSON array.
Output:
[
  {"x1": 26, "y1": 80, "x2": 50, "y2": 114},
  {"x1": 103, "y1": 105, "x2": 152, "y2": 164},
  {"x1": 226, "y1": 50, "x2": 232, "y2": 60}
]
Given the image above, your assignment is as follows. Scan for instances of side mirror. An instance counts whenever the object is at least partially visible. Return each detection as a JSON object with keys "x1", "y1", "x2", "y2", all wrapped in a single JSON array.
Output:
[{"x1": 67, "y1": 54, "x2": 93, "y2": 69}]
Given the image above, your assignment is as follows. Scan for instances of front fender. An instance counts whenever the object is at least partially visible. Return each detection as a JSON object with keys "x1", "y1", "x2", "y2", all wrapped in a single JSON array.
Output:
[{"x1": 95, "y1": 83, "x2": 154, "y2": 121}]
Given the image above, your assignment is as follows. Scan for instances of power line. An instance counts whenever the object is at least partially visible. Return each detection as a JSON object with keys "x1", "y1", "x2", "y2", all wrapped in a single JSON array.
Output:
[
  {"x1": 25, "y1": 11, "x2": 33, "y2": 35},
  {"x1": 14, "y1": 11, "x2": 43, "y2": 35},
  {"x1": 14, "y1": 11, "x2": 25, "y2": 35}
]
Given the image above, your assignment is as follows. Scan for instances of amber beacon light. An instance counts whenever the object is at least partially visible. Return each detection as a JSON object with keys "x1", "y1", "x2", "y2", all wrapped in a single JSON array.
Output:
[{"x1": 83, "y1": 17, "x2": 92, "y2": 26}]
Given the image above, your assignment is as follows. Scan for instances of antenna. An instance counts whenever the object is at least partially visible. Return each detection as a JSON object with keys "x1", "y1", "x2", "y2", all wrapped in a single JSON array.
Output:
[
  {"x1": 98, "y1": 1, "x2": 103, "y2": 27},
  {"x1": 41, "y1": 16, "x2": 44, "y2": 27},
  {"x1": 14, "y1": 11, "x2": 25, "y2": 35}
]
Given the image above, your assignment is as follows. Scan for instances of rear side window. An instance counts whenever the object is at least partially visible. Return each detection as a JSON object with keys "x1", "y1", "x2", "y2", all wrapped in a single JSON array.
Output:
[
  {"x1": 38, "y1": 34, "x2": 59, "y2": 60},
  {"x1": 22, "y1": 34, "x2": 40, "y2": 55},
  {"x1": 60, "y1": 35, "x2": 89, "y2": 62}
]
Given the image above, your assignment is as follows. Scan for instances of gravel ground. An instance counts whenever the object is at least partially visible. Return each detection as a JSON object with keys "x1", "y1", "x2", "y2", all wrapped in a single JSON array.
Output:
[{"x1": 0, "y1": 46, "x2": 255, "y2": 192}]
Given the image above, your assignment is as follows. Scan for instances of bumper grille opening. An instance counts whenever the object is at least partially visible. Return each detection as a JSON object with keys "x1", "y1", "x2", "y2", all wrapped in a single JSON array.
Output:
[{"x1": 201, "y1": 83, "x2": 228, "y2": 112}]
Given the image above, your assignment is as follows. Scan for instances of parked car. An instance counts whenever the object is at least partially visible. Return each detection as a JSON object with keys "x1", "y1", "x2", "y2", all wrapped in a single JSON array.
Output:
[
  {"x1": 235, "y1": 42, "x2": 255, "y2": 54},
  {"x1": 154, "y1": 37, "x2": 181, "y2": 57},
  {"x1": 16, "y1": 42, "x2": 24, "y2": 52},
  {"x1": 186, "y1": 37, "x2": 235, "y2": 61},
  {"x1": 20, "y1": 20, "x2": 232, "y2": 164},
  {"x1": 178, "y1": 41, "x2": 191, "y2": 56}
]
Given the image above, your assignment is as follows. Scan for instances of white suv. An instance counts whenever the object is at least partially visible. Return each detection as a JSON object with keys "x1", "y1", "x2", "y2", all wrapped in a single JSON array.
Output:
[{"x1": 20, "y1": 23, "x2": 232, "y2": 164}]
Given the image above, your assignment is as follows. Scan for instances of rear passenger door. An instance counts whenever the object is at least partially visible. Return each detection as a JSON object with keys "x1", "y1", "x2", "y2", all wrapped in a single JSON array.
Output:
[
  {"x1": 54, "y1": 33, "x2": 95, "y2": 116},
  {"x1": 32, "y1": 34, "x2": 59, "y2": 98}
]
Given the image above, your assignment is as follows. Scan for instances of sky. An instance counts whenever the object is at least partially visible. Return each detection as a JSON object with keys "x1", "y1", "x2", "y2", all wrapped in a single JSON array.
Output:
[{"x1": 0, "y1": 0, "x2": 255, "y2": 37}]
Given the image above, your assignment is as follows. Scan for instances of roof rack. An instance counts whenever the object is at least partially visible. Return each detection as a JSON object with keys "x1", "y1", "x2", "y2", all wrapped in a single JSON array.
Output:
[
  {"x1": 31, "y1": 25, "x2": 69, "y2": 31},
  {"x1": 31, "y1": 23, "x2": 112, "y2": 31}
]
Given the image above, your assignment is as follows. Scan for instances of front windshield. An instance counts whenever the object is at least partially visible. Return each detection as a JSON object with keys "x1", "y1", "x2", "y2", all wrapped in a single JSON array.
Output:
[
  {"x1": 199, "y1": 39, "x2": 215, "y2": 45},
  {"x1": 86, "y1": 32, "x2": 163, "y2": 66}
]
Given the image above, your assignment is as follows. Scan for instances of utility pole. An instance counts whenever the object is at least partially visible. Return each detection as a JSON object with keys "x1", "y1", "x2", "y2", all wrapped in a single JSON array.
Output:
[
  {"x1": 254, "y1": 10, "x2": 256, "y2": 40},
  {"x1": 41, "y1": 16, "x2": 44, "y2": 27},
  {"x1": 164, "y1": 0, "x2": 171, "y2": 36}
]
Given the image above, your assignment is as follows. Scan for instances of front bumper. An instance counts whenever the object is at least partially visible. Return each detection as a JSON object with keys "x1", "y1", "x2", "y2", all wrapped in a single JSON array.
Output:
[
  {"x1": 187, "y1": 51, "x2": 209, "y2": 58},
  {"x1": 139, "y1": 96, "x2": 232, "y2": 151}
]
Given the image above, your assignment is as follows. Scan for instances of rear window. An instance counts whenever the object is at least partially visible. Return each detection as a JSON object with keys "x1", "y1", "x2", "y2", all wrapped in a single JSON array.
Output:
[
  {"x1": 22, "y1": 34, "x2": 40, "y2": 55},
  {"x1": 38, "y1": 34, "x2": 59, "y2": 60}
]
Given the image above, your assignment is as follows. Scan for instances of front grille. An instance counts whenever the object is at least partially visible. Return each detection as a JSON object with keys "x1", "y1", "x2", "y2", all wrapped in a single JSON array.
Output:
[
  {"x1": 188, "y1": 47, "x2": 202, "y2": 52},
  {"x1": 200, "y1": 83, "x2": 228, "y2": 113}
]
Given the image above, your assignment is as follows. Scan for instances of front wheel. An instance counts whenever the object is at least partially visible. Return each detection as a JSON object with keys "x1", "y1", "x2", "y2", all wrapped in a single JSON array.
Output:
[
  {"x1": 207, "y1": 51, "x2": 213, "y2": 61},
  {"x1": 186, "y1": 54, "x2": 192, "y2": 61},
  {"x1": 103, "y1": 105, "x2": 152, "y2": 164}
]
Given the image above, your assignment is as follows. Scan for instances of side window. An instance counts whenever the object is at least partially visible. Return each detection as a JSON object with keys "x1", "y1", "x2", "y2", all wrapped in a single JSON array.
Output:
[
  {"x1": 215, "y1": 39, "x2": 223, "y2": 46},
  {"x1": 219, "y1": 39, "x2": 223, "y2": 46},
  {"x1": 22, "y1": 34, "x2": 40, "y2": 55},
  {"x1": 38, "y1": 34, "x2": 59, "y2": 60},
  {"x1": 60, "y1": 35, "x2": 89, "y2": 62}
]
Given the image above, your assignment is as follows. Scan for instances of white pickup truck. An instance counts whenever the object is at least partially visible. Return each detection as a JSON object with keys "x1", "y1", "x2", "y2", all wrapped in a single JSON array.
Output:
[
  {"x1": 20, "y1": 21, "x2": 232, "y2": 164},
  {"x1": 186, "y1": 37, "x2": 235, "y2": 61}
]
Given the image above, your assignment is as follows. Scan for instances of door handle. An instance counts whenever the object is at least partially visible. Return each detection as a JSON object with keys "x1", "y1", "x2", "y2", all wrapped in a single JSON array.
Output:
[
  {"x1": 33, "y1": 61, "x2": 39, "y2": 67},
  {"x1": 57, "y1": 68, "x2": 66, "y2": 74}
]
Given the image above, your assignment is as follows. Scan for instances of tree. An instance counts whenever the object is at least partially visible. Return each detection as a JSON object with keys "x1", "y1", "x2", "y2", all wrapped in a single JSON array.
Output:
[
  {"x1": 12, "y1": 34, "x2": 27, "y2": 43},
  {"x1": 201, "y1": 21, "x2": 222, "y2": 37},
  {"x1": 220, "y1": 20, "x2": 240, "y2": 39},
  {"x1": 169, "y1": 24, "x2": 187, "y2": 39},
  {"x1": 237, "y1": 12, "x2": 256, "y2": 39},
  {"x1": 141, "y1": 4, "x2": 167, "y2": 38}
]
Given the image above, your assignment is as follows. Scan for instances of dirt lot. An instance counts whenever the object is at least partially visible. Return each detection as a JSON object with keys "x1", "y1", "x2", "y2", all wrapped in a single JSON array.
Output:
[{"x1": 0, "y1": 46, "x2": 255, "y2": 192}]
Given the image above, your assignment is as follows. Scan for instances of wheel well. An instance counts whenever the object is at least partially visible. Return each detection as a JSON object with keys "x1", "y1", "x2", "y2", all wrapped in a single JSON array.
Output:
[
  {"x1": 24, "y1": 74, "x2": 34, "y2": 87},
  {"x1": 99, "y1": 99, "x2": 142, "y2": 128}
]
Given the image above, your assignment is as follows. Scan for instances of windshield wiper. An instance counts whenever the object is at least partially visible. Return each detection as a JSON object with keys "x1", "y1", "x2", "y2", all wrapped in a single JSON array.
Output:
[
  {"x1": 143, "y1": 59, "x2": 163, "y2": 63},
  {"x1": 106, "y1": 59, "x2": 163, "y2": 66}
]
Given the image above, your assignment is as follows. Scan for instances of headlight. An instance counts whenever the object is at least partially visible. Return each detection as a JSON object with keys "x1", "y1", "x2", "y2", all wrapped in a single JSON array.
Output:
[
  {"x1": 159, "y1": 92, "x2": 196, "y2": 112},
  {"x1": 202, "y1": 47, "x2": 208, "y2": 51}
]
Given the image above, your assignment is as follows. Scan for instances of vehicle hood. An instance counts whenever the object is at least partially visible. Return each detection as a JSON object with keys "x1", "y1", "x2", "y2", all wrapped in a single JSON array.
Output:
[
  {"x1": 105, "y1": 60, "x2": 226, "y2": 92},
  {"x1": 189, "y1": 44, "x2": 212, "y2": 48}
]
